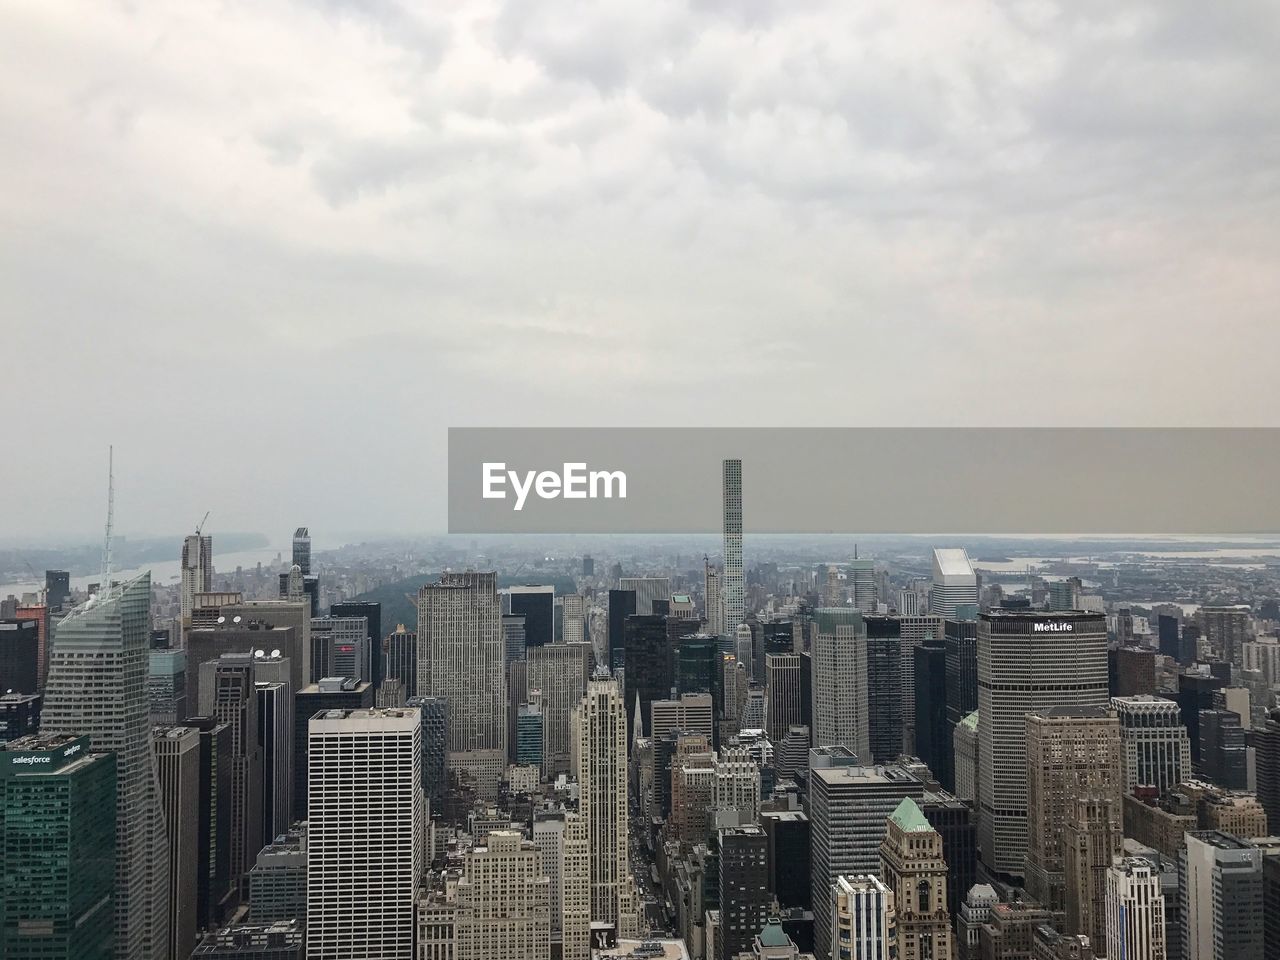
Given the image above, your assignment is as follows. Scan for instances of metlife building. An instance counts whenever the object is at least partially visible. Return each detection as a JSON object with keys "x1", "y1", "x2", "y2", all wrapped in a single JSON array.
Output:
[{"x1": 975, "y1": 609, "x2": 1109, "y2": 881}]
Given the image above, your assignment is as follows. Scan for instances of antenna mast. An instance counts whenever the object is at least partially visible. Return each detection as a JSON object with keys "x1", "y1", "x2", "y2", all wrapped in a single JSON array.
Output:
[{"x1": 100, "y1": 445, "x2": 114, "y2": 598}]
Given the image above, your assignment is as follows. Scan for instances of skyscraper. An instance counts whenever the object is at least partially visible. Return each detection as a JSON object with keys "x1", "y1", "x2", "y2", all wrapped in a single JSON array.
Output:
[
  {"x1": 41, "y1": 571, "x2": 171, "y2": 960},
  {"x1": 1064, "y1": 797, "x2": 1123, "y2": 951},
  {"x1": 1025, "y1": 707, "x2": 1123, "y2": 913},
  {"x1": 417, "y1": 571, "x2": 507, "y2": 798},
  {"x1": 291, "y1": 677, "x2": 373, "y2": 821},
  {"x1": 606, "y1": 589, "x2": 636, "y2": 670},
  {"x1": 621, "y1": 614, "x2": 672, "y2": 747},
  {"x1": 454, "y1": 830, "x2": 551, "y2": 960},
  {"x1": 977, "y1": 610, "x2": 1109, "y2": 880},
  {"x1": 153, "y1": 725, "x2": 203, "y2": 960},
  {"x1": 723, "y1": 458, "x2": 744, "y2": 633},
  {"x1": 810, "y1": 764, "x2": 925, "y2": 960},
  {"x1": 879, "y1": 798, "x2": 952, "y2": 960},
  {"x1": 1113, "y1": 696, "x2": 1192, "y2": 796},
  {"x1": 330, "y1": 600, "x2": 383, "y2": 690},
  {"x1": 307, "y1": 707, "x2": 424, "y2": 960},
  {"x1": 0, "y1": 734, "x2": 116, "y2": 960},
  {"x1": 1105, "y1": 858, "x2": 1167, "y2": 960},
  {"x1": 44, "y1": 569, "x2": 70, "y2": 612},
  {"x1": 831, "y1": 875, "x2": 896, "y2": 960},
  {"x1": 509, "y1": 585, "x2": 555, "y2": 649},
  {"x1": 572, "y1": 676, "x2": 634, "y2": 930},
  {"x1": 533, "y1": 809, "x2": 591, "y2": 960},
  {"x1": 181, "y1": 532, "x2": 213, "y2": 630},
  {"x1": 256, "y1": 674, "x2": 293, "y2": 844},
  {"x1": 618, "y1": 577, "x2": 671, "y2": 618},
  {"x1": 526, "y1": 643, "x2": 591, "y2": 777},
  {"x1": 930, "y1": 548, "x2": 977, "y2": 619},
  {"x1": 1180, "y1": 831, "x2": 1264, "y2": 960},
  {"x1": 717, "y1": 824, "x2": 770, "y2": 960},
  {"x1": 811, "y1": 608, "x2": 870, "y2": 761},
  {"x1": 765, "y1": 652, "x2": 803, "y2": 744},
  {"x1": 291, "y1": 528, "x2": 311, "y2": 576}
]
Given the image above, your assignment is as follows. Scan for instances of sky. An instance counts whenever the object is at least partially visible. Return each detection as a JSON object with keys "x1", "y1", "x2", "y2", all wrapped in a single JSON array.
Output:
[{"x1": 2, "y1": 0, "x2": 1279, "y2": 541}]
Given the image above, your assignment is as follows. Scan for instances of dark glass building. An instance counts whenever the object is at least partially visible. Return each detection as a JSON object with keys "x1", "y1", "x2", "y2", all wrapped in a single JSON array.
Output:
[
  {"x1": 0, "y1": 617, "x2": 40, "y2": 693},
  {"x1": 510, "y1": 588, "x2": 554, "y2": 649},
  {"x1": 761, "y1": 809, "x2": 811, "y2": 910},
  {"x1": 383, "y1": 625, "x2": 417, "y2": 699},
  {"x1": 1199, "y1": 708, "x2": 1247, "y2": 790},
  {"x1": 292, "y1": 678, "x2": 373, "y2": 819},
  {"x1": 0, "y1": 691, "x2": 41, "y2": 745},
  {"x1": 44, "y1": 570, "x2": 70, "y2": 612},
  {"x1": 178, "y1": 716, "x2": 237, "y2": 928},
  {"x1": 407, "y1": 695, "x2": 449, "y2": 810},
  {"x1": 914, "y1": 640, "x2": 950, "y2": 788},
  {"x1": 675, "y1": 633, "x2": 723, "y2": 726},
  {"x1": 0, "y1": 734, "x2": 117, "y2": 960},
  {"x1": 329, "y1": 601, "x2": 383, "y2": 689},
  {"x1": 1158, "y1": 614, "x2": 1180, "y2": 660},
  {"x1": 1177, "y1": 673, "x2": 1226, "y2": 764},
  {"x1": 865, "y1": 616, "x2": 904, "y2": 763},
  {"x1": 608, "y1": 589, "x2": 636, "y2": 670},
  {"x1": 622, "y1": 614, "x2": 673, "y2": 744},
  {"x1": 921, "y1": 790, "x2": 976, "y2": 925}
]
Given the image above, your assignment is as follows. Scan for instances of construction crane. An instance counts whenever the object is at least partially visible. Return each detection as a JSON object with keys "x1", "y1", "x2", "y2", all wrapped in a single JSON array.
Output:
[{"x1": 195, "y1": 510, "x2": 210, "y2": 535}]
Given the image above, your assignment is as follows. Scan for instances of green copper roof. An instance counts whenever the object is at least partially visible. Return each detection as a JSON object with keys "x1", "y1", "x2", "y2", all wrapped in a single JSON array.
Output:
[
  {"x1": 960, "y1": 710, "x2": 979, "y2": 731},
  {"x1": 758, "y1": 923, "x2": 790, "y2": 947},
  {"x1": 889, "y1": 797, "x2": 933, "y2": 833}
]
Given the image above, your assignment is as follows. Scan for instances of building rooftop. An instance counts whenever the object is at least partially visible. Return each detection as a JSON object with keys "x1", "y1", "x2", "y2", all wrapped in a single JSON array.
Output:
[
  {"x1": 890, "y1": 797, "x2": 935, "y2": 832},
  {"x1": 933, "y1": 547, "x2": 975, "y2": 579}
]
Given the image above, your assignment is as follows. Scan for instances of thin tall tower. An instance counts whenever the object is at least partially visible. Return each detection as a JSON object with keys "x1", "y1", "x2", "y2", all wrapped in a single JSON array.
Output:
[
  {"x1": 42, "y1": 449, "x2": 171, "y2": 960},
  {"x1": 722, "y1": 459, "x2": 744, "y2": 635}
]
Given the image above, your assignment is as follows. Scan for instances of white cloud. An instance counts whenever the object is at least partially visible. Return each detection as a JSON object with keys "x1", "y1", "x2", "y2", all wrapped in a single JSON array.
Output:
[{"x1": 1, "y1": 0, "x2": 1277, "y2": 537}]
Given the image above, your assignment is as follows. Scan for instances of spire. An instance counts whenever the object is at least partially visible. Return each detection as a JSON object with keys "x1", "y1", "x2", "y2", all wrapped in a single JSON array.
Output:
[
  {"x1": 632, "y1": 690, "x2": 644, "y2": 743},
  {"x1": 99, "y1": 445, "x2": 115, "y2": 599}
]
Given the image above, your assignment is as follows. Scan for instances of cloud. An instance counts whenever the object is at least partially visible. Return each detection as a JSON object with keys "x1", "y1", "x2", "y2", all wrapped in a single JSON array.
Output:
[{"x1": 1, "y1": 0, "x2": 1278, "y2": 537}]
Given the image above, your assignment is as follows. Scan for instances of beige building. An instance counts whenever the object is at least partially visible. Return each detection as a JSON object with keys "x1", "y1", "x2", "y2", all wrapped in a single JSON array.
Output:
[
  {"x1": 455, "y1": 830, "x2": 551, "y2": 960},
  {"x1": 1024, "y1": 707, "x2": 1123, "y2": 913},
  {"x1": 1063, "y1": 797, "x2": 1122, "y2": 950},
  {"x1": 879, "y1": 798, "x2": 953, "y2": 960}
]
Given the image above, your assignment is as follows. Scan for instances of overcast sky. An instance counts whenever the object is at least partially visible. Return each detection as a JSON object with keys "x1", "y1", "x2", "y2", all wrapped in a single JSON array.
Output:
[{"x1": 3, "y1": 0, "x2": 1279, "y2": 541}]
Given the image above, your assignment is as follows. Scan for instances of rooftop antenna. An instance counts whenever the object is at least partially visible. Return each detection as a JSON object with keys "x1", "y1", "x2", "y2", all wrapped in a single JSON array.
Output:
[{"x1": 100, "y1": 445, "x2": 115, "y2": 599}]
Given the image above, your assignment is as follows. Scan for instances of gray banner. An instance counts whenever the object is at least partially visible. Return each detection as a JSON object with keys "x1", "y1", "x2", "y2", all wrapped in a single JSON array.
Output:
[{"x1": 448, "y1": 428, "x2": 1280, "y2": 534}]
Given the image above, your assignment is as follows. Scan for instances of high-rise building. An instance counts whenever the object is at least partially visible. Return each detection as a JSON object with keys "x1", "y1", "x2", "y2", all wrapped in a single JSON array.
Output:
[
  {"x1": 1198, "y1": 606, "x2": 1250, "y2": 668},
  {"x1": 406, "y1": 695, "x2": 449, "y2": 810},
  {"x1": 1064, "y1": 797, "x2": 1123, "y2": 949},
  {"x1": 510, "y1": 585, "x2": 555, "y2": 649},
  {"x1": 1197, "y1": 709, "x2": 1247, "y2": 789},
  {"x1": 1114, "y1": 648, "x2": 1157, "y2": 698},
  {"x1": 154, "y1": 725, "x2": 203, "y2": 960},
  {"x1": 831, "y1": 875, "x2": 896, "y2": 960},
  {"x1": 618, "y1": 577, "x2": 672, "y2": 619},
  {"x1": 13, "y1": 604, "x2": 50, "y2": 691},
  {"x1": 149, "y1": 647, "x2": 187, "y2": 724},
  {"x1": 864, "y1": 616, "x2": 905, "y2": 763},
  {"x1": 562, "y1": 593, "x2": 587, "y2": 646},
  {"x1": 761, "y1": 809, "x2": 811, "y2": 911},
  {"x1": 621, "y1": 614, "x2": 672, "y2": 747},
  {"x1": 1050, "y1": 579, "x2": 1082, "y2": 612},
  {"x1": 931, "y1": 549, "x2": 977, "y2": 619},
  {"x1": 330, "y1": 601, "x2": 383, "y2": 690},
  {"x1": 914, "y1": 639, "x2": 950, "y2": 788},
  {"x1": 849, "y1": 558, "x2": 878, "y2": 612},
  {"x1": 723, "y1": 458, "x2": 744, "y2": 633},
  {"x1": 675, "y1": 633, "x2": 723, "y2": 721},
  {"x1": 517, "y1": 703, "x2": 544, "y2": 767},
  {"x1": 44, "y1": 569, "x2": 71, "y2": 611},
  {"x1": 1113, "y1": 696, "x2": 1191, "y2": 796},
  {"x1": 650, "y1": 692, "x2": 716, "y2": 744},
  {"x1": 944, "y1": 618, "x2": 978, "y2": 788},
  {"x1": 1157, "y1": 615, "x2": 1181, "y2": 661},
  {"x1": 291, "y1": 677, "x2": 373, "y2": 820},
  {"x1": 181, "y1": 532, "x2": 214, "y2": 630},
  {"x1": 291, "y1": 528, "x2": 311, "y2": 576},
  {"x1": 958, "y1": 883, "x2": 999, "y2": 960},
  {"x1": 572, "y1": 676, "x2": 634, "y2": 929},
  {"x1": 0, "y1": 690, "x2": 41, "y2": 744},
  {"x1": 706, "y1": 561, "x2": 724, "y2": 639},
  {"x1": 417, "y1": 571, "x2": 506, "y2": 798},
  {"x1": 978, "y1": 901, "x2": 1055, "y2": 960},
  {"x1": 256, "y1": 674, "x2": 293, "y2": 843},
  {"x1": 977, "y1": 610, "x2": 1109, "y2": 880},
  {"x1": 1025, "y1": 707, "x2": 1123, "y2": 913},
  {"x1": 532, "y1": 810, "x2": 591, "y2": 960},
  {"x1": 810, "y1": 764, "x2": 925, "y2": 960},
  {"x1": 811, "y1": 608, "x2": 870, "y2": 761},
  {"x1": 307, "y1": 707, "x2": 424, "y2": 960},
  {"x1": 606, "y1": 590, "x2": 636, "y2": 670},
  {"x1": 454, "y1": 830, "x2": 551, "y2": 960},
  {"x1": 717, "y1": 824, "x2": 770, "y2": 960},
  {"x1": 714, "y1": 742, "x2": 761, "y2": 824},
  {"x1": 527, "y1": 643, "x2": 591, "y2": 776},
  {"x1": 953, "y1": 711, "x2": 979, "y2": 802},
  {"x1": 249, "y1": 825, "x2": 307, "y2": 922},
  {"x1": 176, "y1": 716, "x2": 236, "y2": 929},
  {"x1": 0, "y1": 616, "x2": 40, "y2": 693},
  {"x1": 920, "y1": 789, "x2": 976, "y2": 924},
  {"x1": 1257, "y1": 707, "x2": 1280, "y2": 834},
  {"x1": 384, "y1": 625, "x2": 417, "y2": 699},
  {"x1": 894, "y1": 614, "x2": 947, "y2": 755},
  {"x1": 0, "y1": 734, "x2": 116, "y2": 960},
  {"x1": 189, "y1": 612, "x2": 306, "y2": 696},
  {"x1": 1180, "y1": 831, "x2": 1264, "y2": 960},
  {"x1": 309, "y1": 615, "x2": 370, "y2": 686},
  {"x1": 766, "y1": 653, "x2": 803, "y2": 744},
  {"x1": 200, "y1": 653, "x2": 264, "y2": 898},
  {"x1": 879, "y1": 798, "x2": 953, "y2": 960},
  {"x1": 41, "y1": 571, "x2": 171, "y2": 960}
]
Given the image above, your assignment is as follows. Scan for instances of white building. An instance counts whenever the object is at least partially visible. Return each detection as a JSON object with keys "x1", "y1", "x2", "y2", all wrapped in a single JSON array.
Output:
[
  {"x1": 533, "y1": 811, "x2": 591, "y2": 960},
  {"x1": 832, "y1": 875, "x2": 896, "y2": 960},
  {"x1": 1106, "y1": 858, "x2": 1166, "y2": 960},
  {"x1": 929, "y1": 548, "x2": 977, "y2": 619},
  {"x1": 723, "y1": 459, "x2": 745, "y2": 634},
  {"x1": 713, "y1": 742, "x2": 761, "y2": 824},
  {"x1": 307, "y1": 707, "x2": 424, "y2": 959},
  {"x1": 811, "y1": 609, "x2": 870, "y2": 761}
]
